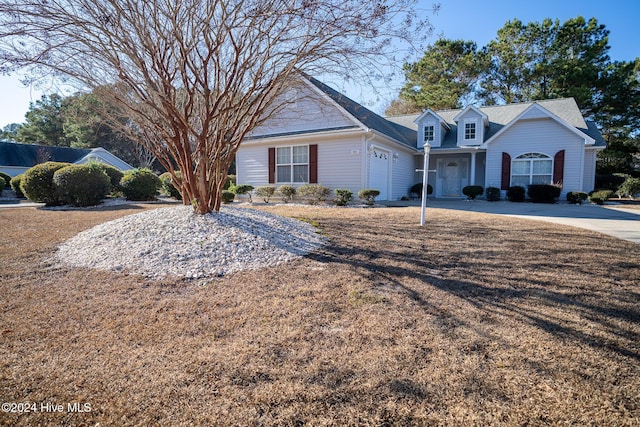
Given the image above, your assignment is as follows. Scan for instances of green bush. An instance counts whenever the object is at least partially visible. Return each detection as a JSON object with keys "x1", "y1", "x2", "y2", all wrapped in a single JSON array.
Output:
[
  {"x1": 94, "y1": 163, "x2": 124, "y2": 193},
  {"x1": 506, "y1": 186, "x2": 525, "y2": 202},
  {"x1": 333, "y1": 188, "x2": 353, "y2": 206},
  {"x1": 53, "y1": 164, "x2": 111, "y2": 207},
  {"x1": 159, "y1": 171, "x2": 182, "y2": 200},
  {"x1": 528, "y1": 184, "x2": 561, "y2": 203},
  {"x1": 595, "y1": 173, "x2": 628, "y2": 192},
  {"x1": 589, "y1": 190, "x2": 614, "y2": 205},
  {"x1": 231, "y1": 184, "x2": 254, "y2": 203},
  {"x1": 486, "y1": 186, "x2": 501, "y2": 202},
  {"x1": 409, "y1": 183, "x2": 433, "y2": 198},
  {"x1": 616, "y1": 177, "x2": 640, "y2": 199},
  {"x1": 358, "y1": 189, "x2": 380, "y2": 206},
  {"x1": 298, "y1": 184, "x2": 331, "y2": 204},
  {"x1": 21, "y1": 161, "x2": 70, "y2": 205},
  {"x1": 277, "y1": 184, "x2": 296, "y2": 203},
  {"x1": 0, "y1": 171, "x2": 10, "y2": 188},
  {"x1": 462, "y1": 185, "x2": 483, "y2": 200},
  {"x1": 10, "y1": 174, "x2": 25, "y2": 198},
  {"x1": 120, "y1": 168, "x2": 161, "y2": 201},
  {"x1": 566, "y1": 191, "x2": 588, "y2": 204},
  {"x1": 255, "y1": 186, "x2": 275, "y2": 203},
  {"x1": 221, "y1": 190, "x2": 235, "y2": 204}
]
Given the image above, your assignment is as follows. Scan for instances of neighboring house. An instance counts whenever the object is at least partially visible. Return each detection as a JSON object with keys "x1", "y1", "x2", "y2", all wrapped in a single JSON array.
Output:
[
  {"x1": 236, "y1": 75, "x2": 606, "y2": 200},
  {"x1": 0, "y1": 141, "x2": 133, "y2": 177}
]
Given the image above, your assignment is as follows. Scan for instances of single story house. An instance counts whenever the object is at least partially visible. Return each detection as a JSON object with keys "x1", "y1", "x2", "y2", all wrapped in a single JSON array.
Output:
[
  {"x1": 0, "y1": 141, "x2": 133, "y2": 177},
  {"x1": 236, "y1": 75, "x2": 606, "y2": 200}
]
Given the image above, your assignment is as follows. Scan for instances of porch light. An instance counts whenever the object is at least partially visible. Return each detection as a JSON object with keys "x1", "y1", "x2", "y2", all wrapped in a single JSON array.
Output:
[{"x1": 420, "y1": 143, "x2": 431, "y2": 226}]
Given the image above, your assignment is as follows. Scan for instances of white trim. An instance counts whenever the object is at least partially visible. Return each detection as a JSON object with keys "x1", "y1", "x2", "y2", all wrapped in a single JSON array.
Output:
[
  {"x1": 453, "y1": 105, "x2": 489, "y2": 125},
  {"x1": 413, "y1": 109, "x2": 451, "y2": 130}
]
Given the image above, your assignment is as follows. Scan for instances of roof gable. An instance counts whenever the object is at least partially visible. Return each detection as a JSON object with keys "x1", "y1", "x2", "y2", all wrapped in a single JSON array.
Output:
[
  {"x1": 413, "y1": 109, "x2": 450, "y2": 129},
  {"x1": 304, "y1": 75, "x2": 417, "y2": 148},
  {"x1": 481, "y1": 102, "x2": 595, "y2": 147},
  {"x1": 453, "y1": 105, "x2": 488, "y2": 125}
]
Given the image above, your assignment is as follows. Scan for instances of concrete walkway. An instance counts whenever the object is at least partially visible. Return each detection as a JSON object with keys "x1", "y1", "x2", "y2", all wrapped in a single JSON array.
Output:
[{"x1": 391, "y1": 199, "x2": 640, "y2": 245}]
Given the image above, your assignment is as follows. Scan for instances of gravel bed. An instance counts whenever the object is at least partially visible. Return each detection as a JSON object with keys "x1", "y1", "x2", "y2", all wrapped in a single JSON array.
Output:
[{"x1": 55, "y1": 205, "x2": 325, "y2": 279}]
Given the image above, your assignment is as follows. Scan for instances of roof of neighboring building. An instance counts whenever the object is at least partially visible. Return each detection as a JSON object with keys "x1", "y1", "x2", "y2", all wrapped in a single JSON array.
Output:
[
  {"x1": 305, "y1": 76, "x2": 417, "y2": 148},
  {"x1": 0, "y1": 141, "x2": 93, "y2": 167},
  {"x1": 386, "y1": 98, "x2": 606, "y2": 148}
]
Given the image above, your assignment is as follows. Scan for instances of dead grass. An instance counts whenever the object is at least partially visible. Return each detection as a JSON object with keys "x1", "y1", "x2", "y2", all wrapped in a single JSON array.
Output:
[{"x1": 1, "y1": 203, "x2": 639, "y2": 426}]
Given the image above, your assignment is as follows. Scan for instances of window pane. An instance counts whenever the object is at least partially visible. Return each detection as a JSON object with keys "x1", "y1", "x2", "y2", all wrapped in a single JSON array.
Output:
[
  {"x1": 532, "y1": 160, "x2": 552, "y2": 174},
  {"x1": 292, "y1": 145, "x2": 308, "y2": 163},
  {"x1": 293, "y1": 165, "x2": 308, "y2": 183},
  {"x1": 511, "y1": 176, "x2": 530, "y2": 187},
  {"x1": 277, "y1": 165, "x2": 290, "y2": 183},
  {"x1": 465, "y1": 123, "x2": 475, "y2": 139},
  {"x1": 424, "y1": 125, "x2": 434, "y2": 141},
  {"x1": 512, "y1": 160, "x2": 530, "y2": 174},
  {"x1": 532, "y1": 175, "x2": 551, "y2": 185},
  {"x1": 276, "y1": 147, "x2": 290, "y2": 164}
]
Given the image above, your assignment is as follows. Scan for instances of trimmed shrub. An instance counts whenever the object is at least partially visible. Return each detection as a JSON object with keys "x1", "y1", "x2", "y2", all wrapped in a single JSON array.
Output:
[
  {"x1": 333, "y1": 188, "x2": 353, "y2": 206},
  {"x1": 159, "y1": 171, "x2": 182, "y2": 200},
  {"x1": 53, "y1": 164, "x2": 111, "y2": 207},
  {"x1": 616, "y1": 177, "x2": 640, "y2": 199},
  {"x1": 0, "y1": 171, "x2": 10, "y2": 188},
  {"x1": 231, "y1": 184, "x2": 254, "y2": 203},
  {"x1": 298, "y1": 184, "x2": 331, "y2": 204},
  {"x1": 21, "y1": 161, "x2": 70, "y2": 205},
  {"x1": 486, "y1": 186, "x2": 501, "y2": 202},
  {"x1": 10, "y1": 174, "x2": 25, "y2": 198},
  {"x1": 567, "y1": 191, "x2": 588, "y2": 204},
  {"x1": 409, "y1": 183, "x2": 433, "y2": 198},
  {"x1": 528, "y1": 184, "x2": 561, "y2": 203},
  {"x1": 358, "y1": 188, "x2": 380, "y2": 206},
  {"x1": 589, "y1": 190, "x2": 614, "y2": 205},
  {"x1": 506, "y1": 186, "x2": 525, "y2": 202},
  {"x1": 462, "y1": 185, "x2": 483, "y2": 200},
  {"x1": 221, "y1": 190, "x2": 235, "y2": 204},
  {"x1": 276, "y1": 184, "x2": 296, "y2": 203},
  {"x1": 120, "y1": 168, "x2": 161, "y2": 201},
  {"x1": 96, "y1": 163, "x2": 124, "y2": 193},
  {"x1": 255, "y1": 186, "x2": 275, "y2": 203}
]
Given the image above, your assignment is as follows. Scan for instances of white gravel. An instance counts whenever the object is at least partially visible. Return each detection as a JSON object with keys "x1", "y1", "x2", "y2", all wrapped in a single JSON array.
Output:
[{"x1": 55, "y1": 205, "x2": 325, "y2": 279}]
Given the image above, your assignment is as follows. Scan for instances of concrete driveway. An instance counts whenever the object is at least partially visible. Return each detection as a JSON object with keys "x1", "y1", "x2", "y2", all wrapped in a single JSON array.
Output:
[{"x1": 416, "y1": 199, "x2": 640, "y2": 245}]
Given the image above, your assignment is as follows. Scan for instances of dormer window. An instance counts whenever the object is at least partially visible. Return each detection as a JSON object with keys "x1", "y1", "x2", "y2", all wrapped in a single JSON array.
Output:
[
  {"x1": 464, "y1": 122, "x2": 476, "y2": 140},
  {"x1": 424, "y1": 125, "x2": 434, "y2": 142}
]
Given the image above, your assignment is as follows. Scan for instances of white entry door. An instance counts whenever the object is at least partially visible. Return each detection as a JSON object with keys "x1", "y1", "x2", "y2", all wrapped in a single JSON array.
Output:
[
  {"x1": 368, "y1": 148, "x2": 390, "y2": 200},
  {"x1": 437, "y1": 158, "x2": 469, "y2": 197}
]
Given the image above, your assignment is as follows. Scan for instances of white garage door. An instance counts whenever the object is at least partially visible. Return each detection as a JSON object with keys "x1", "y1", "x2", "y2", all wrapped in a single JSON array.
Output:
[{"x1": 368, "y1": 148, "x2": 389, "y2": 200}]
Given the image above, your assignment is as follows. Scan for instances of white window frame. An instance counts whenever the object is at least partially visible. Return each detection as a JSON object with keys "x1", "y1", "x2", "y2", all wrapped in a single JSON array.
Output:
[
  {"x1": 424, "y1": 125, "x2": 434, "y2": 142},
  {"x1": 276, "y1": 145, "x2": 309, "y2": 184},
  {"x1": 464, "y1": 122, "x2": 476, "y2": 140},
  {"x1": 511, "y1": 152, "x2": 553, "y2": 187}
]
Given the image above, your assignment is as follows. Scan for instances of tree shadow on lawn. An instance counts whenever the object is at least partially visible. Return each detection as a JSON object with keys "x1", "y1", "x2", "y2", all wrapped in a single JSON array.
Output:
[{"x1": 307, "y1": 214, "x2": 640, "y2": 362}]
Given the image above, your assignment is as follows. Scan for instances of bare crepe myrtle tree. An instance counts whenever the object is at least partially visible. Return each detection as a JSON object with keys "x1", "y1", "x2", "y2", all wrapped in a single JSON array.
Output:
[{"x1": 0, "y1": 0, "x2": 432, "y2": 213}]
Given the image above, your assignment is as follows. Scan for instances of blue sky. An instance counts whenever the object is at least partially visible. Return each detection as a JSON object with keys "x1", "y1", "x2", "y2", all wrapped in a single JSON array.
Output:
[{"x1": 1, "y1": 0, "x2": 638, "y2": 126}]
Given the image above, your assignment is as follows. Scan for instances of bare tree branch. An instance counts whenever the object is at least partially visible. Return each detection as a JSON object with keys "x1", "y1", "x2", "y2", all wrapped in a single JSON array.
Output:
[{"x1": 0, "y1": 0, "x2": 432, "y2": 213}]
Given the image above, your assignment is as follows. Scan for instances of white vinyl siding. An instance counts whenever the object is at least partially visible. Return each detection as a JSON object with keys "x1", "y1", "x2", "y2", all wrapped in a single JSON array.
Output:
[
  {"x1": 583, "y1": 149, "x2": 597, "y2": 192},
  {"x1": 417, "y1": 116, "x2": 442, "y2": 148},
  {"x1": 456, "y1": 111, "x2": 484, "y2": 146},
  {"x1": 485, "y1": 118, "x2": 585, "y2": 195}
]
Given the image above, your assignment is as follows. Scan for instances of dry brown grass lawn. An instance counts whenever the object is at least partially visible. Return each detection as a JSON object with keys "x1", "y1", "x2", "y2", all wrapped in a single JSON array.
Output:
[{"x1": 1, "y1": 203, "x2": 639, "y2": 426}]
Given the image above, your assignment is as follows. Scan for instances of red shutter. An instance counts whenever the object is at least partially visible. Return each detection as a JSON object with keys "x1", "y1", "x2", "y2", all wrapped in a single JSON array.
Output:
[
  {"x1": 268, "y1": 147, "x2": 275, "y2": 184},
  {"x1": 553, "y1": 150, "x2": 565, "y2": 186},
  {"x1": 501, "y1": 152, "x2": 511, "y2": 190},
  {"x1": 309, "y1": 144, "x2": 318, "y2": 184}
]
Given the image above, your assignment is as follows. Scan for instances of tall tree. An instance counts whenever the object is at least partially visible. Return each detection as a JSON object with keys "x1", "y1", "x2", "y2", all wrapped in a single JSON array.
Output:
[
  {"x1": 479, "y1": 19, "x2": 538, "y2": 104},
  {"x1": 394, "y1": 39, "x2": 484, "y2": 111},
  {"x1": 15, "y1": 94, "x2": 70, "y2": 146},
  {"x1": 0, "y1": 0, "x2": 429, "y2": 213}
]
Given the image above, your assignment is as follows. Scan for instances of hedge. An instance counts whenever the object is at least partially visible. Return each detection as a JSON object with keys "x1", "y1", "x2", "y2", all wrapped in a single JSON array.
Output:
[
  {"x1": 53, "y1": 164, "x2": 111, "y2": 207},
  {"x1": 120, "y1": 168, "x2": 161, "y2": 201},
  {"x1": 21, "y1": 162, "x2": 70, "y2": 205},
  {"x1": 462, "y1": 185, "x2": 483, "y2": 200}
]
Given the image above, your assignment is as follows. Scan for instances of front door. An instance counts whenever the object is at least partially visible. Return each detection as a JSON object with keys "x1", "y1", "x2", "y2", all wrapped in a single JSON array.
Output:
[{"x1": 437, "y1": 158, "x2": 469, "y2": 197}]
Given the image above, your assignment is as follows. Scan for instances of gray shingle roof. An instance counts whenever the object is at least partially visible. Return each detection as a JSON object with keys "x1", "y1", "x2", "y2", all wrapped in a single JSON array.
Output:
[
  {"x1": 0, "y1": 141, "x2": 92, "y2": 167},
  {"x1": 305, "y1": 76, "x2": 417, "y2": 148},
  {"x1": 386, "y1": 98, "x2": 605, "y2": 148}
]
